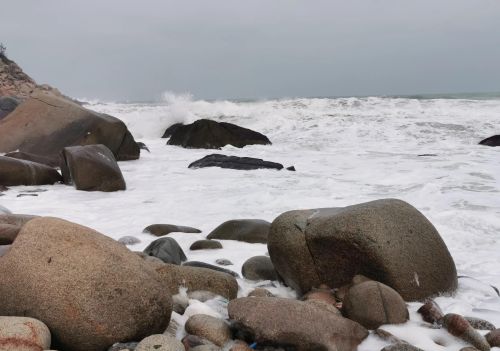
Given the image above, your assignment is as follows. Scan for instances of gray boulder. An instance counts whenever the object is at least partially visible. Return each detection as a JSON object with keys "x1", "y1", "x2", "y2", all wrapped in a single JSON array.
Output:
[
  {"x1": 268, "y1": 199, "x2": 458, "y2": 300},
  {"x1": 207, "y1": 219, "x2": 270, "y2": 244},
  {"x1": 143, "y1": 224, "x2": 201, "y2": 237},
  {"x1": 241, "y1": 256, "x2": 278, "y2": 281},
  {"x1": 143, "y1": 237, "x2": 187, "y2": 264}
]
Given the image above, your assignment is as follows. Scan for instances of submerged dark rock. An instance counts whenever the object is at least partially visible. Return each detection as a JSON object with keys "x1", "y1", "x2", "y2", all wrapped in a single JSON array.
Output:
[
  {"x1": 189, "y1": 154, "x2": 283, "y2": 171},
  {"x1": 479, "y1": 135, "x2": 500, "y2": 147},
  {"x1": 167, "y1": 119, "x2": 271, "y2": 149}
]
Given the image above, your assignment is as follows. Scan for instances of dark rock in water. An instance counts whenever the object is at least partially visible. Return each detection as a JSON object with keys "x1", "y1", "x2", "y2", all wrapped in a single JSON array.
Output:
[
  {"x1": 155, "y1": 263, "x2": 238, "y2": 299},
  {"x1": 168, "y1": 119, "x2": 271, "y2": 149},
  {"x1": 136, "y1": 142, "x2": 150, "y2": 152},
  {"x1": 418, "y1": 154, "x2": 438, "y2": 157},
  {"x1": 417, "y1": 300, "x2": 444, "y2": 325},
  {"x1": 228, "y1": 297, "x2": 369, "y2": 351},
  {"x1": 286, "y1": 166, "x2": 296, "y2": 171},
  {"x1": 183, "y1": 261, "x2": 239, "y2": 278},
  {"x1": 108, "y1": 342, "x2": 138, "y2": 351},
  {"x1": 268, "y1": 199, "x2": 458, "y2": 300},
  {"x1": 189, "y1": 154, "x2": 283, "y2": 171},
  {"x1": 17, "y1": 193, "x2": 38, "y2": 197},
  {"x1": 118, "y1": 236, "x2": 141, "y2": 246},
  {"x1": 207, "y1": 219, "x2": 270, "y2": 244},
  {"x1": 442, "y1": 313, "x2": 491, "y2": 351},
  {"x1": 0, "y1": 92, "x2": 140, "y2": 164},
  {"x1": 215, "y1": 258, "x2": 233, "y2": 266},
  {"x1": 486, "y1": 329, "x2": 500, "y2": 347},
  {"x1": 242, "y1": 256, "x2": 278, "y2": 281},
  {"x1": 190, "y1": 239, "x2": 223, "y2": 250},
  {"x1": 0, "y1": 96, "x2": 20, "y2": 120},
  {"x1": 61, "y1": 144, "x2": 126, "y2": 192},
  {"x1": 143, "y1": 237, "x2": 187, "y2": 265},
  {"x1": 479, "y1": 135, "x2": 500, "y2": 147},
  {"x1": 465, "y1": 317, "x2": 496, "y2": 331},
  {"x1": 162, "y1": 122, "x2": 184, "y2": 138},
  {"x1": 343, "y1": 280, "x2": 409, "y2": 329},
  {"x1": 5, "y1": 151, "x2": 60, "y2": 167},
  {"x1": 143, "y1": 223, "x2": 201, "y2": 236},
  {"x1": 0, "y1": 155, "x2": 62, "y2": 186},
  {"x1": 381, "y1": 343, "x2": 425, "y2": 351}
]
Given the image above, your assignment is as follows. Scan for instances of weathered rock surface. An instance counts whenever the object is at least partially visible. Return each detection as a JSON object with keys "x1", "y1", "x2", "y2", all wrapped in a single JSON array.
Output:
[
  {"x1": 185, "y1": 314, "x2": 231, "y2": 346},
  {"x1": 479, "y1": 135, "x2": 500, "y2": 147},
  {"x1": 0, "y1": 316, "x2": 51, "y2": 351},
  {"x1": 268, "y1": 199, "x2": 458, "y2": 300},
  {"x1": 61, "y1": 144, "x2": 126, "y2": 192},
  {"x1": 442, "y1": 314, "x2": 490, "y2": 351},
  {"x1": 143, "y1": 224, "x2": 201, "y2": 237},
  {"x1": 144, "y1": 237, "x2": 187, "y2": 264},
  {"x1": 207, "y1": 219, "x2": 270, "y2": 244},
  {"x1": 486, "y1": 329, "x2": 500, "y2": 347},
  {"x1": 190, "y1": 240, "x2": 223, "y2": 251},
  {"x1": 0, "y1": 156, "x2": 62, "y2": 186},
  {"x1": 167, "y1": 119, "x2": 271, "y2": 149},
  {"x1": 0, "y1": 96, "x2": 19, "y2": 120},
  {"x1": 381, "y1": 343, "x2": 425, "y2": 351},
  {"x1": 228, "y1": 297, "x2": 368, "y2": 351},
  {"x1": 241, "y1": 256, "x2": 278, "y2": 281},
  {"x1": 0, "y1": 92, "x2": 140, "y2": 164},
  {"x1": 135, "y1": 334, "x2": 184, "y2": 351},
  {"x1": 189, "y1": 154, "x2": 283, "y2": 171},
  {"x1": 343, "y1": 281, "x2": 409, "y2": 329},
  {"x1": 0, "y1": 217, "x2": 172, "y2": 351},
  {"x1": 4, "y1": 151, "x2": 60, "y2": 167},
  {"x1": 155, "y1": 264, "x2": 238, "y2": 300},
  {"x1": 465, "y1": 317, "x2": 496, "y2": 331}
]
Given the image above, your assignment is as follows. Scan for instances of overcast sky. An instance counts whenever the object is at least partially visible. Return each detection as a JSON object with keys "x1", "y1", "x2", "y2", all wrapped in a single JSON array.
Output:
[{"x1": 1, "y1": 1, "x2": 500, "y2": 101}]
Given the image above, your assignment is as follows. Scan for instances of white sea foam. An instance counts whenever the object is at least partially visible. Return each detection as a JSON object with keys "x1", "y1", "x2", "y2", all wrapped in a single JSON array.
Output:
[{"x1": 2, "y1": 93, "x2": 500, "y2": 350}]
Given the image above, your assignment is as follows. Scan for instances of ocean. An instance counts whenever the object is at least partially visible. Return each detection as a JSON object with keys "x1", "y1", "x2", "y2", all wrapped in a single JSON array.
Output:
[{"x1": 2, "y1": 93, "x2": 500, "y2": 349}]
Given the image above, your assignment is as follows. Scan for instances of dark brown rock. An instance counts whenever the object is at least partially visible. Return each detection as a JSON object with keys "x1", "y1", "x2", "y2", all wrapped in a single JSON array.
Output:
[
  {"x1": 190, "y1": 240, "x2": 223, "y2": 251},
  {"x1": 0, "y1": 92, "x2": 139, "y2": 163},
  {"x1": 485, "y1": 329, "x2": 500, "y2": 347},
  {"x1": 167, "y1": 119, "x2": 271, "y2": 149},
  {"x1": 442, "y1": 314, "x2": 490, "y2": 351},
  {"x1": 61, "y1": 144, "x2": 126, "y2": 192},
  {"x1": 162, "y1": 123, "x2": 184, "y2": 138},
  {"x1": 207, "y1": 219, "x2": 270, "y2": 244},
  {"x1": 0, "y1": 217, "x2": 172, "y2": 351},
  {"x1": 417, "y1": 300, "x2": 444, "y2": 325},
  {"x1": 268, "y1": 199, "x2": 458, "y2": 300},
  {"x1": 228, "y1": 297, "x2": 368, "y2": 351},
  {"x1": 185, "y1": 314, "x2": 231, "y2": 346},
  {"x1": 0, "y1": 156, "x2": 62, "y2": 186},
  {"x1": 465, "y1": 317, "x2": 496, "y2": 331},
  {"x1": 479, "y1": 135, "x2": 500, "y2": 147},
  {"x1": 143, "y1": 224, "x2": 201, "y2": 236},
  {"x1": 343, "y1": 281, "x2": 409, "y2": 329},
  {"x1": 155, "y1": 263, "x2": 238, "y2": 300},
  {"x1": 241, "y1": 256, "x2": 278, "y2": 281},
  {"x1": 189, "y1": 154, "x2": 283, "y2": 171},
  {"x1": 5, "y1": 151, "x2": 60, "y2": 167}
]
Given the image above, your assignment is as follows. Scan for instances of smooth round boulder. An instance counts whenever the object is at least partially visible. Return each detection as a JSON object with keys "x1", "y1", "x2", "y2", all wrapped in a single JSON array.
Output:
[
  {"x1": 61, "y1": 144, "x2": 126, "y2": 192},
  {"x1": 0, "y1": 217, "x2": 172, "y2": 351},
  {"x1": 190, "y1": 240, "x2": 223, "y2": 250},
  {"x1": 0, "y1": 91, "x2": 139, "y2": 163},
  {"x1": 207, "y1": 219, "x2": 270, "y2": 244},
  {"x1": 167, "y1": 119, "x2": 271, "y2": 149},
  {"x1": 0, "y1": 316, "x2": 51, "y2": 351},
  {"x1": 343, "y1": 281, "x2": 409, "y2": 329},
  {"x1": 228, "y1": 297, "x2": 368, "y2": 351},
  {"x1": 185, "y1": 314, "x2": 231, "y2": 346},
  {"x1": 136, "y1": 334, "x2": 185, "y2": 351},
  {"x1": 144, "y1": 237, "x2": 187, "y2": 264},
  {"x1": 268, "y1": 199, "x2": 458, "y2": 300},
  {"x1": 0, "y1": 156, "x2": 62, "y2": 186},
  {"x1": 143, "y1": 224, "x2": 201, "y2": 237},
  {"x1": 155, "y1": 263, "x2": 238, "y2": 300},
  {"x1": 241, "y1": 256, "x2": 278, "y2": 281}
]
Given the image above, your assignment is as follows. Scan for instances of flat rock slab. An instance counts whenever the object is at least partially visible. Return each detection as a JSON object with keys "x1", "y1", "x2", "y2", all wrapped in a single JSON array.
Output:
[
  {"x1": 189, "y1": 154, "x2": 283, "y2": 171},
  {"x1": 143, "y1": 224, "x2": 201, "y2": 236}
]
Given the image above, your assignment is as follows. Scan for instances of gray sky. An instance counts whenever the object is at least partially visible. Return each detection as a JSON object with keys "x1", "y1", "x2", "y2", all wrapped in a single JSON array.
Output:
[{"x1": 1, "y1": 0, "x2": 500, "y2": 101}]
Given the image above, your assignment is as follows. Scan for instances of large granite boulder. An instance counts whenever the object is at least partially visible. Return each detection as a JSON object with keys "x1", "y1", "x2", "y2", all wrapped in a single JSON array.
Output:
[
  {"x1": 0, "y1": 217, "x2": 172, "y2": 351},
  {"x1": 479, "y1": 135, "x2": 500, "y2": 147},
  {"x1": 0, "y1": 96, "x2": 19, "y2": 120},
  {"x1": 228, "y1": 297, "x2": 368, "y2": 351},
  {"x1": 189, "y1": 154, "x2": 283, "y2": 171},
  {"x1": 207, "y1": 219, "x2": 270, "y2": 244},
  {"x1": 0, "y1": 156, "x2": 62, "y2": 186},
  {"x1": 61, "y1": 144, "x2": 126, "y2": 192},
  {"x1": 268, "y1": 199, "x2": 457, "y2": 300},
  {"x1": 167, "y1": 119, "x2": 271, "y2": 149},
  {"x1": 0, "y1": 92, "x2": 140, "y2": 164},
  {"x1": 155, "y1": 263, "x2": 238, "y2": 300},
  {"x1": 0, "y1": 316, "x2": 51, "y2": 351}
]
